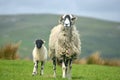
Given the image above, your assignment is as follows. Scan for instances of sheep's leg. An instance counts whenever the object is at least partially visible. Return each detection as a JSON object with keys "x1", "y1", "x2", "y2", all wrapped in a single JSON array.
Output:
[
  {"x1": 32, "y1": 60, "x2": 39, "y2": 76},
  {"x1": 67, "y1": 59, "x2": 72, "y2": 80},
  {"x1": 40, "y1": 61, "x2": 44, "y2": 75},
  {"x1": 52, "y1": 57, "x2": 56, "y2": 78},
  {"x1": 62, "y1": 56, "x2": 69, "y2": 78},
  {"x1": 62, "y1": 60, "x2": 66, "y2": 78}
]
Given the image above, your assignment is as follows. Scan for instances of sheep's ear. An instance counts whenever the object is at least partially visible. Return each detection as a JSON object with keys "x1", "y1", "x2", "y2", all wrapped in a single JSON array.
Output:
[
  {"x1": 41, "y1": 39, "x2": 45, "y2": 43},
  {"x1": 43, "y1": 40, "x2": 45, "y2": 43},
  {"x1": 72, "y1": 16, "x2": 77, "y2": 21},
  {"x1": 59, "y1": 15, "x2": 63, "y2": 24}
]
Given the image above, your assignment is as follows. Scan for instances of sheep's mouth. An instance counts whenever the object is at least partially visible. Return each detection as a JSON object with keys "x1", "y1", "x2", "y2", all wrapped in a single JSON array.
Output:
[
  {"x1": 36, "y1": 44, "x2": 42, "y2": 49},
  {"x1": 64, "y1": 25, "x2": 72, "y2": 30},
  {"x1": 64, "y1": 23, "x2": 71, "y2": 27}
]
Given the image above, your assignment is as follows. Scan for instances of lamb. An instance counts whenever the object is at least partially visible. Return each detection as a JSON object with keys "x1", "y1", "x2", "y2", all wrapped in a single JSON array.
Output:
[
  {"x1": 32, "y1": 39, "x2": 47, "y2": 76},
  {"x1": 49, "y1": 14, "x2": 81, "y2": 79}
]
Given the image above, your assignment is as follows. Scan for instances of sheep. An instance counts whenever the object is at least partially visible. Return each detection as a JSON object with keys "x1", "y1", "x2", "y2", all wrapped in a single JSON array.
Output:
[
  {"x1": 32, "y1": 39, "x2": 47, "y2": 76},
  {"x1": 49, "y1": 14, "x2": 81, "y2": 79}
]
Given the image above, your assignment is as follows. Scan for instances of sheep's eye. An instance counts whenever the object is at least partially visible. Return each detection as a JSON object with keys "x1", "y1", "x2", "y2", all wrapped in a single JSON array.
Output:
[{"x1": 62, "y1": 18, "x2": 65, "y2": 21}]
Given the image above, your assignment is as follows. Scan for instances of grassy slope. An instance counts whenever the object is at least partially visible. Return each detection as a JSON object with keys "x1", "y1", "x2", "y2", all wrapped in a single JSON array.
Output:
[
  {"x1": 0, "y1": 14, "x2": 120, "y2": 59},
  {"x1": 0, "y1": 60, "x2": 120, "y2": 80}
]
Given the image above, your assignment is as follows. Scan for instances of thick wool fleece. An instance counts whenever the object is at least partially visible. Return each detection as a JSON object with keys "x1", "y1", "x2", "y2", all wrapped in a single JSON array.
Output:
[{"x1": 49, "y1": 24, "x2": 81, "y2": 59}]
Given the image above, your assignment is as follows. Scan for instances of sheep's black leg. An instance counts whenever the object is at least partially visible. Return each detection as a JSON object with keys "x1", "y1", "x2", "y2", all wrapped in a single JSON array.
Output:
[
  {"x1": 32, "y1": 60, "x2": 39, "y2": 76},
  {"x1": 65, "y1": 59, "x2": 69, "y2": 78},
  {"x1": 68, "y1": 58, "x2": 72, "y2": 79},
  {"x1": 40, "y1": 61, "x2": 44, "y2": 75},
  {"x1": 52, "y1": 57, "x2": 56, "y2": 77}
]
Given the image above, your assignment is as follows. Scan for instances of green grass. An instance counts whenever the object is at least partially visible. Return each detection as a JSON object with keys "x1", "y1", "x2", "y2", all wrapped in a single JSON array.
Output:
[
  {"x1": 0, "y1": 60, "x2": 120, "y2": 80},
  {"x1": 0, "y1": 14, "x2": 120, "y2": 59}
]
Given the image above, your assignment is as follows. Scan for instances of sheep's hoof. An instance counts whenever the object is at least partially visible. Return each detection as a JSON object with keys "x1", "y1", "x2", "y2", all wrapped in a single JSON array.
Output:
[
  {"x1": 40, "y1": 73, "x2": 43, "y2": 76},
  {"x1": 32, "y1": 72, "x2": 37, "y2": 76},
  {"x1": 53, "y1": 75, "x2": 56, "y2": 78},
  {"x1": 53, "y1": 74, "x2": 56, "y2": 78},
  {"x1": 62, "y1": 75, "x2": 66, "y2": 78}
]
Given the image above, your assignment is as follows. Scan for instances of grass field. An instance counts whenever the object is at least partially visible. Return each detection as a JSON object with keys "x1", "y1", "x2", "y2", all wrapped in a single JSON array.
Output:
[{"x1": 0, "y1": 60, "x2": 120, "y2": 80}]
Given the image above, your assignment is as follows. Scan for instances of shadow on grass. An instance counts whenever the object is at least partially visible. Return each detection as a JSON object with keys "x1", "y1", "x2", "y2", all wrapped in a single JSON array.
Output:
[
  {"x1": 72, "y1": 76, "x2": 84, "y2": 80},
  {"x1": 45, "y1": 74, "x2": 84, "y2": 80}
]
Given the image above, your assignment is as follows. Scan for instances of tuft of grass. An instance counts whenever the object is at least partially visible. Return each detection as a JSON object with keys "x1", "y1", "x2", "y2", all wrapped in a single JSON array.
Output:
[
  {"x1": 73, "y1": 58, "x2": 87, "y2": 64},
  {"x1": 86, "y1": 51, "x2": 104, "y2": 65},
  {"x1": 104, "y1": 59, "x2": 120, "y2": 66},
  {"x1": 74, "y1": 52, "x2": 120, "y2": 66},
  {"x1": 0, "y1": 41, "x2": 21, "y2": 60}
]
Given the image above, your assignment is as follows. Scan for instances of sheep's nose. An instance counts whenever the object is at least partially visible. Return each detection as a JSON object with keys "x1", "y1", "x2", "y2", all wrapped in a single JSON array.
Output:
[
  {"x1": 36, "y1": 44, "x2": 42, "y2": 49},
  {"x1": 64, "y1": 23, "x2": 70, "y2": 27},
  {"x1": 65, "y1": 23, "x2": 68, "y2": 26}
]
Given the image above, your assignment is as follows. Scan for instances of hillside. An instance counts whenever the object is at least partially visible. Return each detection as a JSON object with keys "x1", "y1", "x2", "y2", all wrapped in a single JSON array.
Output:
[
  {"x1": 0, "y1": 60, "x2": 120, "y2": 80},
  {"x1": 0, "y1": 14, "x2": 120, "y2": 59}
]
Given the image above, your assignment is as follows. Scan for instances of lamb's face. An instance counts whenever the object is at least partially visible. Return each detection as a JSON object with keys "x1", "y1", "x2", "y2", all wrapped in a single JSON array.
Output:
[
  {"x1": 35, "y1": 39, "x2": 44, "y2": 49},
  {"x1": 59, "y1": 14, "x2": 77, "y2": 27}
]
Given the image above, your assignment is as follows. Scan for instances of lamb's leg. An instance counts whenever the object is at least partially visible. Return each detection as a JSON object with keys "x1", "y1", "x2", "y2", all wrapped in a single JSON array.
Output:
[
  {"x1": 52, "y1": 57, "x2": 56, "y2": 78},
  {"x1": 40, "y1": 61, "x2": 44, "y2": 75},
  {"x1": 32, "y1": 60, "x2": 39, "y2": 76}
]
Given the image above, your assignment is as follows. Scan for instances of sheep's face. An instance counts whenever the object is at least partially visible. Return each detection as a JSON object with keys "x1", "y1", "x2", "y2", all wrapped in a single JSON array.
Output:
[
  {"x1": 59, "y1": 14, "x2": 77, "y2": 27},
  {"x1": 35, "y1": 39, "x2": 44, "y2": 49}
]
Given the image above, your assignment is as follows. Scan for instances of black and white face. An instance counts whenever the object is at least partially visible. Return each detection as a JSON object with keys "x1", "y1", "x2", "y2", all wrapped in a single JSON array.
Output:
[
  {"x1": 59, "y1": 14, "x2": 77, "y2": 27},
  {"x1": 35, "y1": 39, "x2": 44, "y2": 49}
]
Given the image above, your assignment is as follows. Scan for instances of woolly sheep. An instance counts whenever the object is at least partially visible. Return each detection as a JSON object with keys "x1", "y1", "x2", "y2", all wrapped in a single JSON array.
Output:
[
  {"x1": 49, "y1": 14, "x2": 81, "y2": 79},
  {"x1": 32, "y1": 39, "x2": 47, "y2": 76}
]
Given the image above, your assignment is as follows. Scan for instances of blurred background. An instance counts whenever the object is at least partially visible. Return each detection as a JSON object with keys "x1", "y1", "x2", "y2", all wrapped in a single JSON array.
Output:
[{"x1": 0, "y1": 0, "x2": 120, "y2": 60}]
